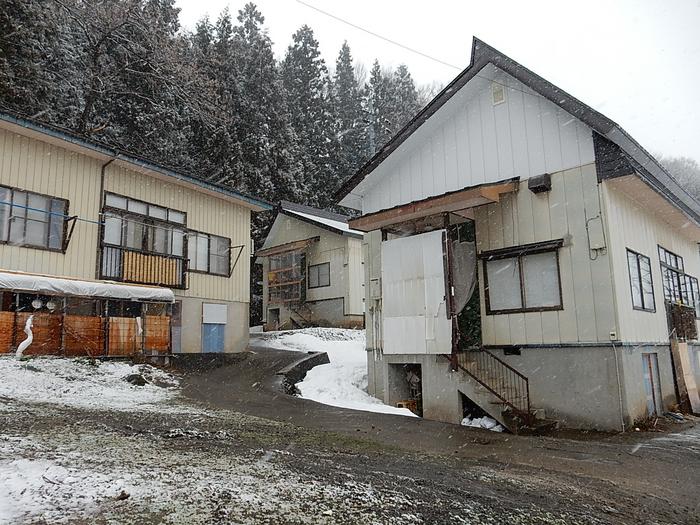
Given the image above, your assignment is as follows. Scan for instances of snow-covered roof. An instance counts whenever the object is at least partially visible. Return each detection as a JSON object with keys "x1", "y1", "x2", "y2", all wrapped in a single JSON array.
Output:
[
  {"x1": 0, "y1": 270, "x2": 175, "y2": 302},
  {"x1": 279, "y1": 201, "x2": 362, "y2": 238}
]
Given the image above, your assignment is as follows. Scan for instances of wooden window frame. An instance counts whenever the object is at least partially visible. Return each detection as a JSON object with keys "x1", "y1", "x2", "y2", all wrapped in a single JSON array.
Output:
[
  {"x1": 187, "y1": 229, "x2": 232, "y2": 277},
  {"x1": 627, "y1": 248, "x2": 656, "y2": 313},
  {"x1": 480, "y1": 239, "x2": 564, "y2": 315},
  {"x1": 268, "y1": 251, "x2": 306, "y2": 304},
  {"x1": 308, "y1": 262, "x2": 331, "y2": 289},
  {"x1": 0, "y1": 184, "x2": 69, "y2": 253}
]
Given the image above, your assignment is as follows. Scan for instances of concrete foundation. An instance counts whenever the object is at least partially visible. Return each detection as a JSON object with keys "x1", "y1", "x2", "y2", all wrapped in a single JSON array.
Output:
[
  {"x1": 265, "y1": 297, "x2": 364, "y2": 331},
  {"x1": 177, "y1": 296, "x2": 249, "y2": 354},
  {"x1": 367, "y1": 344, "x2": 681, "y2": 431}
]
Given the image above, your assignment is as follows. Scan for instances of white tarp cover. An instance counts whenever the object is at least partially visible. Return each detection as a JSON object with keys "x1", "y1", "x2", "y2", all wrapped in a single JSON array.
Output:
[
  {"x1": 381, "y1": 230, "x2": 451, "y2": 355},
  {"x1": 0, "y1": 271, "x2": 175, "y2": 303}
]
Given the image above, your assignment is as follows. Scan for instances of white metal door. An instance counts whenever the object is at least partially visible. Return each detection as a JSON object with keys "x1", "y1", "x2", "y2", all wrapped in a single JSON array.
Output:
[{"x1": 381, "y1": 230, "x2": 451, "y2": 355}]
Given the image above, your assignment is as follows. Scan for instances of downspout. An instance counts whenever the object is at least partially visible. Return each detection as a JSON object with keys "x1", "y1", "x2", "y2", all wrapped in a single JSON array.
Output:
[
  {"x1": 611, "y1": 341, "x2": 626, "y2": 432},
  {"x1": 598, "y1": 180, "x2": 626, "y2": 432},
  {"x1": 95, "y1": 157, "x2": 117, "y2": 279},
  {"x1": 96, "y1": 157, "x2": 116, "y2": 358}
]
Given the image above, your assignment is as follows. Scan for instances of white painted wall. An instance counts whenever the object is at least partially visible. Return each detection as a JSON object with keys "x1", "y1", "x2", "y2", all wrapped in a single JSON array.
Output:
[
  {"x1": 344, "y1": 64, "x2": 595, "y2": 215},
  {"x1": 260, "y1": 213, "x2": 364, "y2": 321},
  {"x1": 602, "y1": 178, "x2": 700, "y2": 343},
  {"x1": 475, "y1": 164, "x2": 617, "y2": 345}
]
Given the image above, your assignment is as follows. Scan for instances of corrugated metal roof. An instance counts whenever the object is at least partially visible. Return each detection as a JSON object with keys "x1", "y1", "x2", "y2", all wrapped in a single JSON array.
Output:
[{"x1": 0, "y1": 110, "x2": 273, "y2": 212}]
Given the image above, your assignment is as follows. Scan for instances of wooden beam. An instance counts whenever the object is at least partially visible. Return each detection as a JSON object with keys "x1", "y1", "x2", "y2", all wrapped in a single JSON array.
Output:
[
  {"x1": 349, "y1": 180, "x2": 518, "y2": 232},
  {"x1": 255, "y1": 236, "x2": 320, "y2": 257}
]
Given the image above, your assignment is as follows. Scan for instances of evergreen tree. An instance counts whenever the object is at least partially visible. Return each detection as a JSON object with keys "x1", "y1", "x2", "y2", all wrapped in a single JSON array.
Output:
[
  {"x1": 388, "y1": 64, "x2": 420, "y2": 135},
  {"x1": 231, "y1": 3, "x2": 302, "y2": 204},
  {"x1": 282, "y1": 25, "x2": 339, "y2": 207},
  {"x1": 331, "y1": 41, "x2": 368, "y2": 182},
  {"x1": 363, "y1": 59, "x2": 395, "y2": 151}
]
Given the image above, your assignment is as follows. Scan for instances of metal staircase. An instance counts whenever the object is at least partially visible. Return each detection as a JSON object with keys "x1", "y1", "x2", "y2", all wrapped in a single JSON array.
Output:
[
  {"x1": 444, "y1": 349, "x2": 556, "y2": 433},
  {"x1": 289, "y1": 302, "x2": 313, "y2": 329}
]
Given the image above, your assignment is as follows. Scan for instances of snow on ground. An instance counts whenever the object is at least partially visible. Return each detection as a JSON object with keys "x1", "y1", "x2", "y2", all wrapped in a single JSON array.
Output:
[
  {"x1": 254, "y1": 328, "x2": 417, "y2": 417},
  {"x1": 0, "y1": 356, "x2": 179, "y2": 412}
]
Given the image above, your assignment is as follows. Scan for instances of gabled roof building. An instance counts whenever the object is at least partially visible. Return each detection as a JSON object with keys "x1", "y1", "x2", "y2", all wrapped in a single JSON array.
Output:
[
  {"x1": 256, "y1": 201, "x2": 364, "y2": 330},
  {"x1": 336, "y1": 38, "x2": 700, "y2": 431}
]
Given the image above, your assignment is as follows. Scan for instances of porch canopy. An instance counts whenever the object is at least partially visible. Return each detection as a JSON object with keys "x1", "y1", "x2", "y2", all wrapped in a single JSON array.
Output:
[
  {"x1": 0, "y1": 270, "x2": 175, "y2": 302},
  {"x1": 255, "y1": 236, "x2": 320, "y2": 258},
  {"x1": 348, "y1": 178, "x2": 519, "y2": 232}
]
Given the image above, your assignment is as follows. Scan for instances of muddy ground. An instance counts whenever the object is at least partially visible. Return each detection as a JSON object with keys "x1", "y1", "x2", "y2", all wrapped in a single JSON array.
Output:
[{"x1": 2, "y1": 348, "x2": 699, "y2": 524}]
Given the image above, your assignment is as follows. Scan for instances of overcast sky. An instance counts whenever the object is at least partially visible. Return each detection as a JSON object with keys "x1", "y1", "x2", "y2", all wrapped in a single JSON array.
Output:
[{"x1": 175, "y1": 0, "x2": 700, "y2": 163}]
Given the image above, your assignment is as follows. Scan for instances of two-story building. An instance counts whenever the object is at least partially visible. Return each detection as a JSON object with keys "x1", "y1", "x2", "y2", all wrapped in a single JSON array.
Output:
[
  {"x1": 335, "y1": 38, "x2": 700, "y2": 431},
  {"x1": 256, "y1": 201, "x2": 364, "y2": 330},
  {"x1": 0, "y1": 111, "x2": 270, "y2": 357}
]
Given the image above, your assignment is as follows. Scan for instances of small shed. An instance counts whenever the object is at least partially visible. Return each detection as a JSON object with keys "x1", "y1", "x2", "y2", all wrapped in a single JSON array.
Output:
[{"x1": 256, "y1": 201, "x2": 364, "y2": 330}]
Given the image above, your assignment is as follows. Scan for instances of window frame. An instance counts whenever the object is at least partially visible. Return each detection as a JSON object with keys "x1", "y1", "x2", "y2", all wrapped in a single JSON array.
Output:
[
  {"x1": 308, "y1": 262, "x2": 331, "y2": 289},
  {"x1": 268, "y1": 251, "x2": 306, "y2": 304},
  {"x1": 658, "y1": 244, "x2": 700, "y2": 319},
  {"x1": 186, "y1": 229, "x2": 232, "y2": 277},
  {"x1": 626, "y1": 248, "x2": 656, "y2": 313},
  {"x1": 102, "y1": 192, "x2": 187, "y2": 259},
  {"x1": 0, "y1": 184, "x2": 69, "y2": 253},
  {"x1": 481, "y1": 239, "x2": 564, "y2": 315}
]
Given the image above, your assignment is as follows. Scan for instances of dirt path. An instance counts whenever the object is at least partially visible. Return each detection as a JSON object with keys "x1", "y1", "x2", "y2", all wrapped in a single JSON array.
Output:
[
  {"x1": 2, "y1": 350, "x2": 698, "y2": 524},
  {"x1": 180, "y1": 346, "x2": 700, "y2": 524}
]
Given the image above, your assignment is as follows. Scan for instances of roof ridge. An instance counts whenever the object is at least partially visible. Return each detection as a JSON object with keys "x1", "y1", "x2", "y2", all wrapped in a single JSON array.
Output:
[{"x1": 280, "y1": 200, "x2": 352, "y2": 223}]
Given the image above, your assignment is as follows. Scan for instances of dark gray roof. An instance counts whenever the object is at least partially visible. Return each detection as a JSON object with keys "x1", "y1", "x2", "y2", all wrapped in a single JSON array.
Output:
[
  {"x1": 334, "y1": 38, "x2": 700, "y2": 225},
  {"x1": 0, "y1": 109, "x2": 272, "y2": 211},
  {"x1": 278, "y1": 200, "x2": 362, "y2": 238}
]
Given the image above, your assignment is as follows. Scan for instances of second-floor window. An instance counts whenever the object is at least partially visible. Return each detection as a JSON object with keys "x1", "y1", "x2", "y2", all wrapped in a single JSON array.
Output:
[
  {"x1": 482, "y1": 240, "x2": 563, "y2": 314},
  {"x1": 627, "y1": 249, "x2": 655, "y2": 312},
  {"x1": 659, "y1": 245, "x2": 700, "y2": 317},
  {"x1": 308, "y1": 262, "x2": 330, "y2": 288},
  {"x1": 102, "y1": 193, "x2": 186, "y2": 258},
  {"x1": 187, "y1": 231, "x2": 231, "y2": 276},
  {"x1": 0, "y1": 185, "x2": 68, "y2": 251}
]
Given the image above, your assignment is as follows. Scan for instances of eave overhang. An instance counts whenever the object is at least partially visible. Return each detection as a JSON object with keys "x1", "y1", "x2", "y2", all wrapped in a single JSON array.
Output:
[
  {"x1": 348, "y1": 178, "x2": 518, "y2": 232},
  {"x1": 254, "y1": 236, "x2": 320, "y2": 258}
]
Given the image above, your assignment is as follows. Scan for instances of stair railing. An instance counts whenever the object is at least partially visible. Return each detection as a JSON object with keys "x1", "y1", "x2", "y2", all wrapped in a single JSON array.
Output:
[{"x1": 447, "y1": 348, "x2": 531, "y2": 418}]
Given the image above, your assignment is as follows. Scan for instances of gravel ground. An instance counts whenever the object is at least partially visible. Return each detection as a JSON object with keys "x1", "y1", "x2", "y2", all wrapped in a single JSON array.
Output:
[{"x1": 1, "y1": 353, "x2": 699, "y2": 524}]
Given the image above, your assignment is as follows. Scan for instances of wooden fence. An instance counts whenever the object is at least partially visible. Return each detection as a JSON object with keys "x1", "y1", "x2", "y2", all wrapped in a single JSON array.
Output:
[{"x1": 0, "y1": 312, "x2": 171, "y2": 356}]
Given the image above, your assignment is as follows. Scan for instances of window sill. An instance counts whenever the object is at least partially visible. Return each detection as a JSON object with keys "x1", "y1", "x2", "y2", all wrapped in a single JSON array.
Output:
[{"x1": 486, "y1": 305, "x2": 563, "y2": 315}]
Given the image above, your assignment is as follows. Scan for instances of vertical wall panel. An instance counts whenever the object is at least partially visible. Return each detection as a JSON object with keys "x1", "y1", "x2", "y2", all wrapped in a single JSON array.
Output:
[
  {"x1": 477, "y1": 165, "x2": 613, "y2": 345},
  {"x1": 354, "y1": 65, "x2": 596, "y2": 216}
]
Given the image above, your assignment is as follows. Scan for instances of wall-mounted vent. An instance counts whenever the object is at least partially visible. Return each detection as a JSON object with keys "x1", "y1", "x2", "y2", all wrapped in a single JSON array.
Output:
[
  {"x1": 528, "y1": 173, "x2": 552, "y2": 194},
  {"x1": 492, "y1": 82, "x2": 506, "y2": 105}
]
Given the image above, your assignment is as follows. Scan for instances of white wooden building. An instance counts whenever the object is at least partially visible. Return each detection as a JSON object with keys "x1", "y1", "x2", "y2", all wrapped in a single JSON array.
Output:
[
  {"x1": 335, "y1": 38, "x2": 700, "y2": 431},
  {"x1": 256, "y1": 201, "x2": 364, "y2": 330}
]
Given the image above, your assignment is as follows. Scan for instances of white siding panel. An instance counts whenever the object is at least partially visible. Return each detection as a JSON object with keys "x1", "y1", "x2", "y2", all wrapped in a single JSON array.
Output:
[
  {"x1": 357, "y1": 65, "x2": 595, "y2": 215},
  {"x1": 603, "y1": 179, "x2": 700, "y2": 343},
  {"x1": 476, "y1": 165, "x2": 614, "y2": 345}
]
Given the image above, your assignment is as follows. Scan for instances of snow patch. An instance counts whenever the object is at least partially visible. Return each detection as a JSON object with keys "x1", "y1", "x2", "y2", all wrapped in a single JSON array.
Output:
[
  {"x1": 0, "y1": 357, "x2": 179, "y2": 412},
  {"x1": 257, "y1": 328, "x2": 417, "y2": 417},
  {"x1": 461, "y1": 415, "x2": 504, "y2": 432}
]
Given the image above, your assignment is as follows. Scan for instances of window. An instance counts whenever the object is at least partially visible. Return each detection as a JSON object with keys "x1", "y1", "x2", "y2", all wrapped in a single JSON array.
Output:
[
  {"x1": 268, "y1": 251, "x2": 305, "y2": 303},
  {"x1": 627, "y1": 249, "x2": 655, "y2": 312},
  {"x1": 482, "y1": 240, "x2": 563, "y2": 314},
  {"x1": 658, "y1": 246, "x2": 700, "y2": 319},
  {"x1": 308, "y1": 262, "x2": 330, "y2": 288},
  {"x1": 187, "y1": 231, "x2": 231, "y2": 276},
  {"x1": 102, "y1": 193, "x2": 186, "y2": 258},
  {"x1": 0, "y1": 185, "x2": 68, "y2": 251}
]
